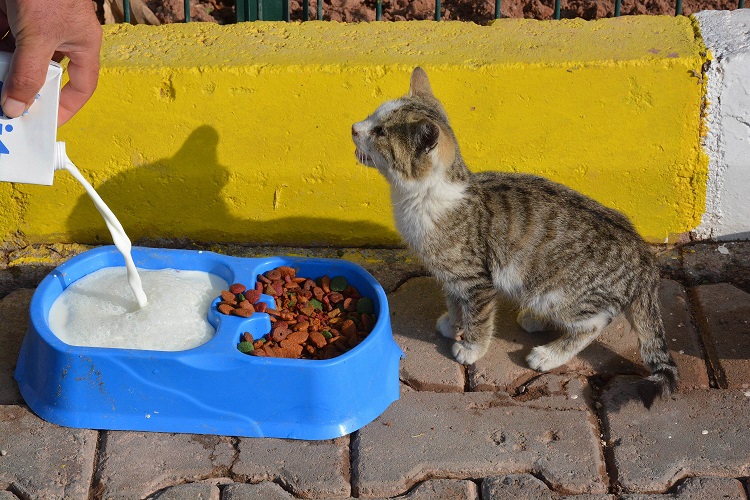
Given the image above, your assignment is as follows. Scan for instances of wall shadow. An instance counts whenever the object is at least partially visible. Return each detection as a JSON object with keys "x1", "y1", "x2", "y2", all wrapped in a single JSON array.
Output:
[{"x1": 64, "y1": 125, "x2": 394, "y2": 246}]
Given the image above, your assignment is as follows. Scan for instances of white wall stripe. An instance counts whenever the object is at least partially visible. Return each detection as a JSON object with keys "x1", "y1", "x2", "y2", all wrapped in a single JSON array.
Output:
[{"x1": 694, "y1": 9, "x2": 750, "y2": 241}]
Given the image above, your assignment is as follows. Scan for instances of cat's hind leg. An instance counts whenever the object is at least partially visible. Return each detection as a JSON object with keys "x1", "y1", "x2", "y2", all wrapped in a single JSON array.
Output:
[
  {"x1": 451, "y1": 285, "x2": 497, "y2": 365},
  {"x1": 625, "y1": 282, "x2": 679, "y2": 405},
  {"x1": 526, "y1": 311, "x2": 612, "y2": 372},
  {"x1": 517, "y1": 309, "x2": 551, "y2": 333}
]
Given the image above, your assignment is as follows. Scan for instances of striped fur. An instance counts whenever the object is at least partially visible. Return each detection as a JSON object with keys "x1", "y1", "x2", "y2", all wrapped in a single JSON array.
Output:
[{"x1": 352, "y1": 68, "x2": 678, "y2": 403}]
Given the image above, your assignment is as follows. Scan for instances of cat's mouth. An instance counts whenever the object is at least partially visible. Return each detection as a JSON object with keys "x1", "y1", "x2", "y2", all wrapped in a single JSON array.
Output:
[{"x1": 355, "y1": 148, "x2": 376, "y2": 168}]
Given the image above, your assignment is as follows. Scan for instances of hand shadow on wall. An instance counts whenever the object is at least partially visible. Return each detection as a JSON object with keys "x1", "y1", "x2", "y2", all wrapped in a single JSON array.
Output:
[{"x1": 64, "y1": 125, "x2": 393, "y2": 246}]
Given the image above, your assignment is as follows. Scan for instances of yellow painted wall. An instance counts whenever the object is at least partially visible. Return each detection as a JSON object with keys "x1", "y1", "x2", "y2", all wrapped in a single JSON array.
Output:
[{"x1": 1, "y1": 17, "x2": 708, "y2": 246}]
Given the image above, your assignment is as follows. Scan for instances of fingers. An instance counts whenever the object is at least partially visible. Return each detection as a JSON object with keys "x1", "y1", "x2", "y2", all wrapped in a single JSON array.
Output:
[
  {"x1": 1, "y1": 38, "x2": 54, "y2": 118},
  {"x1": 57, "y1": 49, "x2": 100, "y2": 126}
]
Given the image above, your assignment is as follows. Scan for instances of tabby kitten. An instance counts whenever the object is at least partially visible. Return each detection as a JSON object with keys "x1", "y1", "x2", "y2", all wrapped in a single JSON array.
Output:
[{"x1": 352, "y1": 67, "x2": 678, "y2": 404}]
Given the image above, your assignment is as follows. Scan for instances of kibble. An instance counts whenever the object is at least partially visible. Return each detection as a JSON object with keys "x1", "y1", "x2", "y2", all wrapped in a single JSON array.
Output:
[{"x1": 216, "y1": 266, "x2": 378, "y2": 360}]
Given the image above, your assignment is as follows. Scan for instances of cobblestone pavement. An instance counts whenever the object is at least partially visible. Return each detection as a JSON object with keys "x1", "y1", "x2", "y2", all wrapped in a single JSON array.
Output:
[{"x1": 1, "y1": 241, "x2": 749, "y2": 499}]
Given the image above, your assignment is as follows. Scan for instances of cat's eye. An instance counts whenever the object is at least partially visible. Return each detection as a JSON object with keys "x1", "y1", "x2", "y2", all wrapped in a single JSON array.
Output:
[{"x1": 372, "y1": 126, "x2": 385, "y2": 137}]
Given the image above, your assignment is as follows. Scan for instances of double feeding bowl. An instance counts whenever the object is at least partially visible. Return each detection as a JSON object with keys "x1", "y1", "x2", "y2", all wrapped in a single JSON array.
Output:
[{"x1": 14, "y1": 246, "x2": 403, "y2": 440}]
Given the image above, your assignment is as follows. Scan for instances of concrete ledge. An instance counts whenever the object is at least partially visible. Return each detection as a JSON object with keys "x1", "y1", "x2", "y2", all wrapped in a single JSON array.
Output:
[{"x1": 1, "y1": 17, "x2": 708, "y2": 245}]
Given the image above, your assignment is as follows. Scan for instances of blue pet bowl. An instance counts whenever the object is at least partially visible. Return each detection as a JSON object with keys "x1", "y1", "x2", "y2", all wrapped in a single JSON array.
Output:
[{"x1": 14, "y1": 246, "x2": 403, "y2": 440}]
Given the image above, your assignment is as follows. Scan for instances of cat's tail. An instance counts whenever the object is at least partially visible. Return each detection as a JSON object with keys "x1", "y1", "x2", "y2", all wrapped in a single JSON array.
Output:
[{"x1": 628, "y1": 280, "x2": 679, "y2": 408}]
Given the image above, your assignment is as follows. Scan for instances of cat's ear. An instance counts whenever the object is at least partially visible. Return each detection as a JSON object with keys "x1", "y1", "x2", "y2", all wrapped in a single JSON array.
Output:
[
  {"x1": 409, "y1": 67, "x2": 434, "y2": 98},
  {"x1": 415, "y1": 119, "x2": 440, "y2": 155}
]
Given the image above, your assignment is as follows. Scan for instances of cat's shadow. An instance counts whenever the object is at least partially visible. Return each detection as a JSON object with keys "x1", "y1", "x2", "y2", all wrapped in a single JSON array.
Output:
[
  {"x1": 493, "y1": 296, "x2": 644, "y2": 375},
  {"x1": 492, "y1": 297, "x2": 663, "y2": 409}
]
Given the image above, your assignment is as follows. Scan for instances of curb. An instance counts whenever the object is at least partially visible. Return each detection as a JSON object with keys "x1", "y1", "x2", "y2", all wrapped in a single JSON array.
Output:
[{"x1": 0, "y1": 15, "x2": 740, "y2": 245}]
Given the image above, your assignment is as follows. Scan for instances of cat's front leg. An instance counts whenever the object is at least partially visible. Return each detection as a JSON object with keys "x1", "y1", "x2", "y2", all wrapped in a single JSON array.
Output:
[{"x1": 451, "y1": 286, "x2": 497, "y2": 365}]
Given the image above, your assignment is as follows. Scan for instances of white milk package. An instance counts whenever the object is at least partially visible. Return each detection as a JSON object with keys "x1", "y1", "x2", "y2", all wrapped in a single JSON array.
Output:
[{"x1": 0, "y1": 51, "x2": 62, "y2": 185}]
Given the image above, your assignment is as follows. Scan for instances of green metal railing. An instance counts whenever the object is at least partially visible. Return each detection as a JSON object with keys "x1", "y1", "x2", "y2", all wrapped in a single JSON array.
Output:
[{"x1": 121, "y1": 0, "x2": 746, "y2": 23}]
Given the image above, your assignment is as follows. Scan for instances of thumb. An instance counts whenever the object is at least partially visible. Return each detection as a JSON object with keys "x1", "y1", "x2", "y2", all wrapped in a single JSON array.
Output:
[{"x1": 1, "y1": 41, "x2": 54, "y2": 119}]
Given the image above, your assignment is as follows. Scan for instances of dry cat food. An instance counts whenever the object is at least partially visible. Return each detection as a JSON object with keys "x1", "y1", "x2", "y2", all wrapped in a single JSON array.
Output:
[{"x1": 216, "y1": 266, "x2": 377, "y2": 360}]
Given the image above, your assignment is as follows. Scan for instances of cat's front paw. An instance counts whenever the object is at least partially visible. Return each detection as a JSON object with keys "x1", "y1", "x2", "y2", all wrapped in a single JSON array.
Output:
[
  {"x1": 526, "y1": 345, "x2": 566, "y2": 372},
  {"x1": 436, "y1": 313, "x2": 462, "y2": 340},
  {"x1": 452, "y1": 340, "x2": 487, "y2": 365}
]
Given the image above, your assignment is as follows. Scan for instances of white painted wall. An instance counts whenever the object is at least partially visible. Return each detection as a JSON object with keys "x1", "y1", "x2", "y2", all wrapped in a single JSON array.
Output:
[{"x1": 694, "y1": 9, "x2": 750, "y2": 241}]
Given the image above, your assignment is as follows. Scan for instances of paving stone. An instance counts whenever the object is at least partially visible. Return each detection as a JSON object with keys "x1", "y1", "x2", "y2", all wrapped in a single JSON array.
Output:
[
  {"x1": 352, "y1": 390, "x2": 607, "y2": 498},
  {"x1": 682, "y1": 241, "x2": 750, "y2": 294},
  {"x1": 0, "y1": 405, "x2": 97, "y2": 500},
  {"x1": 481, "y1": 474, "x2": 615, "y2": 499},
  {"x1": 601, "y1": 377, "x2": 750, "y2": 493},
  {"x1": 469, "y1": 280, "x2": 707, "y2": 391},
  {"x1": 222, "y1": 479, "x2": 478, "y2": 500},
  {"x1": 150, "y1": 482, "x2": 220, "y2": 499},
  {"x1": 93, "y1": 431, "x2": 235, "y2": 499},
  {"x1": 619, "y1": 476, "x2": 747, "y2": 499},
  {"x1": 691, "y1": 283, "x2": 750, "y2": 389},
  {"x1": 503, "y1": 374, "x2": 592, "y2": 410},
  {"x1": 389, "y1": 277, "x2": 465, "y2": 392},
  {"x1": 0, "y1": 244, "x2": 90, "y2": 300},
  {"x1": 0, "y1": 266, "x2": 50, "y2": 301},
  {"x1": 232, "y1": 437, "x2": 350, "y2": 499},
  {"x1": 221, "y1": 482, "x2": 295, "y2": 499},
  {"x1": 657, "y1": 281, "x2": 711, "y2": 390},
  {"x1": 0, "y1": 289, "x2": 33, "y2": 404},
  {"x1": 652, "y1": 245, "x2": 684, "y2": 282},
  {"x1": 0, "y1": 492, "x2": 20, "y2": 500},
  {"x1": 378, "y1": 479, "x2": 478, "y2": 500}
]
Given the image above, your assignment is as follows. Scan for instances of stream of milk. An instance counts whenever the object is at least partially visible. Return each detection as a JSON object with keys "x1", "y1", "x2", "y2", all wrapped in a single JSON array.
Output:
[
  {"x1": 50, "y1": 158, "x2": 229, "y2": 351},
  {"x1": 62, "y1": 159, "x2": 148, "y2": 309}
]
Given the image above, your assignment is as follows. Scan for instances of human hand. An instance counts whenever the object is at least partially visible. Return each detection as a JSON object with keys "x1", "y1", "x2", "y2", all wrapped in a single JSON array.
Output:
[{"x1": 0, "y1": 0, "x2": 102, "y2": 126}]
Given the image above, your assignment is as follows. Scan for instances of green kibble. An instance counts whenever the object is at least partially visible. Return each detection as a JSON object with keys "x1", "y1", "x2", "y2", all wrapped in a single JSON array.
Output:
[
  {"x1": 356, "y1": 297, "x2": 375, "y2": 314},
  {"x1": 237, "y1": 293, "x2": 245, "y2": 302},
  {"x1": 322, "y1": 330, "x2": 333, "y2": 339},
  {"x1": 309, "y1": 298, "x2": 323, "y2": 311},
  {"x1": 237, "y1": 341, "x2": 254, "y2": 353},
  {"x1": 330, "y1": 276, "x2": 348, "y2": 292}
]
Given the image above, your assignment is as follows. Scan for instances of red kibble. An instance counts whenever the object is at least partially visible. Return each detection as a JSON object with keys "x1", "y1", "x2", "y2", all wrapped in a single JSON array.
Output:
[
  {"x1": 232, "y1": 266, "x2": 377, "y2": 361},
  {"x1": 231, "y1": 308, "x2": 253, "y2": 318},
  {"x1": 265, "y1": 269, "x2": 281, "y2": 281},
  {"x1": 218, "y1": 303, "x2": 234, "y2": 315},
  {"x1": 244, "y1": 289, "x2": 261, "y2": 304}
]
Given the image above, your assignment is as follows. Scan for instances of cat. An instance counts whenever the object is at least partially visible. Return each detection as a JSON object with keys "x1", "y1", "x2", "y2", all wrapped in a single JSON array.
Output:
[{"x1": 351, "y1": 67, "x2": 678, "y2": 405}]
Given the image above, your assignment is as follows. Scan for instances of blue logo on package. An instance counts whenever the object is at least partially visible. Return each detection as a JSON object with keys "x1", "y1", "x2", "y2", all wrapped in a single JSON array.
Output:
[{"x1": 0, "y1": 123, "x2": 13, "y2": 155}]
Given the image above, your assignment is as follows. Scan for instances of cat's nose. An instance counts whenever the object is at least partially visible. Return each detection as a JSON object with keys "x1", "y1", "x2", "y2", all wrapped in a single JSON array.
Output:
[{"x1": 351, "y1": 124, "x2": 359, "y2": 137}]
